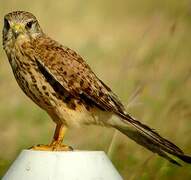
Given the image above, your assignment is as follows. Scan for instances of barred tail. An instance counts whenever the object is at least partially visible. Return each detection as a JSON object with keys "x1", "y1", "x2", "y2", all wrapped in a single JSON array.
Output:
[{"x1": 114, "y1": 113, "x2": 191, "y2": 166}]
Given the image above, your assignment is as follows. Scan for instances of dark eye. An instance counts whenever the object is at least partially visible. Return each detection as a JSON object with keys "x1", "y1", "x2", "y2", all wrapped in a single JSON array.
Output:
[
  {"x1": 26, "y1": 21, "x2": 33, "y2": 29},
  {"x1": 4, "y1": 18, "x2": 10, "y2": 30}
]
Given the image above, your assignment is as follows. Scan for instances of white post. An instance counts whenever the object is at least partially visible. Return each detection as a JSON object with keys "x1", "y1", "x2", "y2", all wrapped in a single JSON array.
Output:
[{"x1": 2, "y1": 150, "x2": 123, "y2": 180}]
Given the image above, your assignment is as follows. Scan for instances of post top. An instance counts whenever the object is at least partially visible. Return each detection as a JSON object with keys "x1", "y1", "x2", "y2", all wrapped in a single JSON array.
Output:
[{"x1": 3, "y1": 149, "x2": 123, "y2": 180}]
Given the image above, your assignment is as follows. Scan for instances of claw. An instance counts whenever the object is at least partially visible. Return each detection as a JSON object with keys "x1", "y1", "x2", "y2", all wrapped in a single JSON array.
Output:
[{"x1": 29, "y1": 144, "x2": 73, "y2": 151}]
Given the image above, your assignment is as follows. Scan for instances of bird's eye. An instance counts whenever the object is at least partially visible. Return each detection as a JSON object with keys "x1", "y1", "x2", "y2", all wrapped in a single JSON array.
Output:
[
  {"x1": 4, "y1": 18, "x2": 10, "y2": 30},
  {"x1": 26, "y1": 21, "x2": 33, "y2": 29}
]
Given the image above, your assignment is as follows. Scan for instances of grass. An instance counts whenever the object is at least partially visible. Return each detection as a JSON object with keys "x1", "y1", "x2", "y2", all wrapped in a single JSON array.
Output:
[{"x1": 0, "y1": 0, "x2": 191, "y2": 179}]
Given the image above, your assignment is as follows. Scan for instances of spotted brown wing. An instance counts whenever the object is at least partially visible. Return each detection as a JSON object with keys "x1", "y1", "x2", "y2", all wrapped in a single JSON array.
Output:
[{"x1": 34, "y1": 37, "x2": 126, "y2": 114}]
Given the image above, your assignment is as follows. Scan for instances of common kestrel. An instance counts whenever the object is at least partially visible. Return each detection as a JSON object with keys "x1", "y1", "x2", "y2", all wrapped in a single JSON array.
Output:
[{"x1": 2, "y1": 11, "x2": 191, "y2": 166}]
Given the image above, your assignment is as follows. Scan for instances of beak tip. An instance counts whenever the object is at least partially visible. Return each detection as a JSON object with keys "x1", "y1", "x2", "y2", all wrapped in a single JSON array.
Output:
[{"x1": 12, "y1": 30, "x2": 19, "y2": 38}]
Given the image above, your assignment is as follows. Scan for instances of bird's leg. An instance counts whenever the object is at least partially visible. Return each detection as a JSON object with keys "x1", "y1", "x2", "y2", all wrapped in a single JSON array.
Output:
[
  {"x1": 50, "y1": 124, "x2": 73, "y2": 151},
  {"x1": 30, "y1": 124, "x2": 73, "y2": 151}
]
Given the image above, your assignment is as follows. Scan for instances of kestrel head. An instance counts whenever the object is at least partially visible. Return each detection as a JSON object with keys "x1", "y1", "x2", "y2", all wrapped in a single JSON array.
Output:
[{"x1": 3, "y1": 11, "x2": 43, "y2": 45}]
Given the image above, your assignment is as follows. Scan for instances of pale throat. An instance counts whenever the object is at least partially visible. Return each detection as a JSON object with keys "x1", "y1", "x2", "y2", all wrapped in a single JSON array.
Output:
[
  {"x1": 4, "y1": 34, "x2": 30, "y2": 71},
  {"x1": 15, "y1": 33, "x2": 31, "y2": 44}
]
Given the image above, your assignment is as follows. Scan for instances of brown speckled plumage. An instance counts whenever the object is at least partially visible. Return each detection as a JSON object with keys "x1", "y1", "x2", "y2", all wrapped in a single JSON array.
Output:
[{"x1": 3, "y1": 11, "x2": 191, "y2": 165}]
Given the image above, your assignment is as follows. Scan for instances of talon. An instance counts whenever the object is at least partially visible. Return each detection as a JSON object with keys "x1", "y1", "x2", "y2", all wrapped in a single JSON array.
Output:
[
  {"x1": 28, "y1": 124, "x2": 71, "y2": 151},
  {"x1": 68, "y1": 146, "x2": 73, "y2": 151},
  {"x1": 51, "y1": 144, "x2": 73, "y2": 151},
  {"x1": 29, "y1": 144, "x2": 73, "y2": 151}
]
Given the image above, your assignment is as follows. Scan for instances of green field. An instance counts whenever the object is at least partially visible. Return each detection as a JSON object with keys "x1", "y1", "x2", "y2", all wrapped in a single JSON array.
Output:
[{"x1": 0, "y1": 0, "x2": 191, "y2": 179}]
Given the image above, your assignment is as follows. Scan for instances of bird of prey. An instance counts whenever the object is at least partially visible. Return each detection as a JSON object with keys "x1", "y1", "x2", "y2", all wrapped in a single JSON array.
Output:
[{"x1": 2, "y1": 11, "x2": 191, "y2": 166}]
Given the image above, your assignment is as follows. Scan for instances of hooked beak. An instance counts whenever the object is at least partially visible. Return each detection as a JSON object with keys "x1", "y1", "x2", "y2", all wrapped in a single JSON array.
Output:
[{"x1": 11, "y1": 24, "x2": 24, "y2": 38}]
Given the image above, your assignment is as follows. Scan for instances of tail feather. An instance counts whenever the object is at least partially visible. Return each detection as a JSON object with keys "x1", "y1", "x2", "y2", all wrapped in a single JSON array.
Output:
[
  {"x1": 115, "y1": 112, "x2": 191, "y2": 166},
  {"x1": 176, "y1": 154, "x2": 191, "y2": 164}
]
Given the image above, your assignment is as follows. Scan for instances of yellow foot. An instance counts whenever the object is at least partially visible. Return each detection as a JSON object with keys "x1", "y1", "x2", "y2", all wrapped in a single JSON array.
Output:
[{"x1": 29, "y1": 144, "x2": 73, "y2": 151}]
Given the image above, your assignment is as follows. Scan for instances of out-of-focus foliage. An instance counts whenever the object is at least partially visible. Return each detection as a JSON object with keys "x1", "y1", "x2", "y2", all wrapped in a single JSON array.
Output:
[{"x1": 0, "y1": 0, "x2": 191, "y2": 179}]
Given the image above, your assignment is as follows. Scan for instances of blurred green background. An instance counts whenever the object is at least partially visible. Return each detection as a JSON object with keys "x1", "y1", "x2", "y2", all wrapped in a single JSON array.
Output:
[{"x1": 0, "y1": 0, "x2": 191, "y2": 179}]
